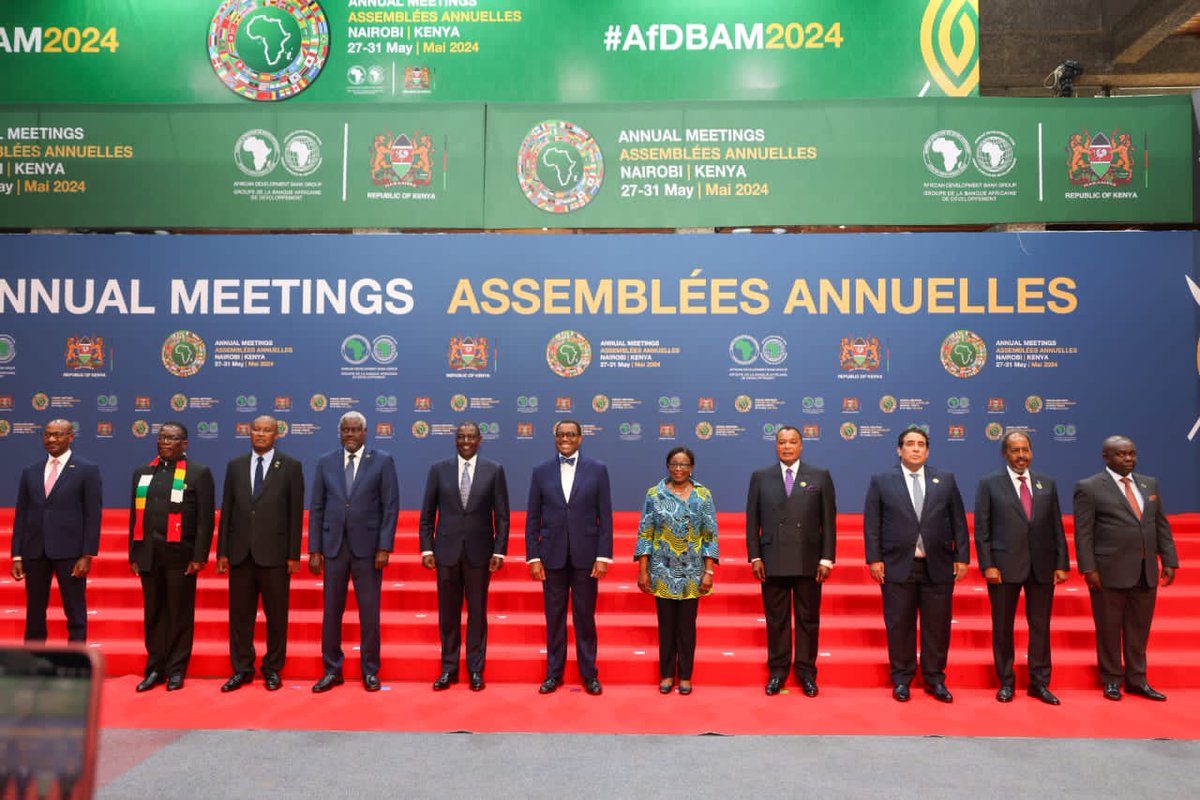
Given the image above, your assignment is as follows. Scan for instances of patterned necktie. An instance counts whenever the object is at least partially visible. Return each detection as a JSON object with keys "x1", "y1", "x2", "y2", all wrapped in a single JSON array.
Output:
[
  {"x1": 253, "y1": 455, "x2": 264, "y2": 498},
  {"x1": 911, "y1": 473, "x2": 926, "y2": 557},
  {"x1": 460, "y1": 462, "x2": 472, "y2": 507},
  {"x1": 45, "y1": 458, "x2": 60, "y2": 497},
  {"x1": 1018, "y1": 475, "x2": 1032, "y2": 519},
  {"x1": 784, "y1": 467, "x2": 794, "y2": 497},
  {"x1": 345, "y1": 453, "x2": 357, "y2": 495},
  {"x1": 1120, "y1": 476, "x2": 1140, "y2": 517}
]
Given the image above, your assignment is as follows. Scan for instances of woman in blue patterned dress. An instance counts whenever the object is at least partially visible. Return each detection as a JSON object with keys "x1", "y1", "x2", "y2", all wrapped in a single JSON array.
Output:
[{"x1": 635, "y1": 447, "x2": 719, "y2": 695}]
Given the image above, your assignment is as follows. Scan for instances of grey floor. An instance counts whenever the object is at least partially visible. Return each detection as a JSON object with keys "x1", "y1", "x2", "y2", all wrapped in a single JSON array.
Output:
[{"x1": 95, "y1": 730, "x2": 1198, "y2": 799}]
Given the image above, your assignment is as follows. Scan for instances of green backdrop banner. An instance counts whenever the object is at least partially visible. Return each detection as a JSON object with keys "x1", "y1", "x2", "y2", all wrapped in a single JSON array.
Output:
[
  {"x1": 0, "y1": 0, "x2": 978, "y2": 104},
  {"x1": 0, "y1": 96, "x2": 1192, "y2": 229}
]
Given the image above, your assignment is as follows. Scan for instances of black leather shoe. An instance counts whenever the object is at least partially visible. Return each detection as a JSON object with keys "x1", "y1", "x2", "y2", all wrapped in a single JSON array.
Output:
[
  {"x1": 924, "y1": 683, "x2": 954, "y2": 703},
  {"x1": 996, "y1": 685, "x2": 1014, "y2": 703},
  {"x1": 659, "y1": 679, "x2": 674, "y2": 694},
  {"x1": 538, "y1": 676, "x2": 562, "y2": 694},
  {"x1": 892, "y1": 684, "x2": 910, "y2": 702},
  {"x1": 469, "y1": 672, "x2": 485, "y2": 692},
  {"x1": 800, "y1": 678, "x2": 819, "y2": 698},
  {"x1": 583, "y1": 677, "x2": 603, "y2": 695},
  {"x1": 765, "y1": 676, "x2": 784, "y2": 696},
  {"x1": 166, "y1": 674, "x2": 184, "y2": 692},
  {"x1": 1027, "y1": 685, "x2": 1060, "y2": 705},
  {"x1": 432, "y1": 672, "x2": 458, "y2": 691},
  {"x1": 1102, "y1": 683, "x2": 1122, "y2": 701},
  {"x1": 677, "y1": 681, "x2": 692, "y2": 696},
  {"x1": 220, "y1": 673, "x2": 253, "y2": 693},
  {"x1": 1125, "y1": 682, "x2": 1167, "y2": 701},
  {"x1": 263, "y1": 671, "x2": 282, "y2": 691},
  {"x1": 136, "y1": 672, "x2": 164, "y2": 693},
  {"x1": 311, "y1": 673, "x2": 344, "y2": 693},
  {"x1": 363, "y1": 674, "x2": 381, "y2": 692}
]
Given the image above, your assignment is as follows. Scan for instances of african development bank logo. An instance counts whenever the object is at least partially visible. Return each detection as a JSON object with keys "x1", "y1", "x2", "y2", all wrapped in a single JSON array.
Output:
[
  {"x1": 208, "y1": 0, "x2": 330, "y2": 102},
  {"x1": 940, "y1": 330, "x2": 986, "y2": 378},
  {"x1": 517, "y1": 120, "x2": 604, "y2": 214},
  {"x1": 919, "y1": 0, "x2": 979, "y2": 97}
]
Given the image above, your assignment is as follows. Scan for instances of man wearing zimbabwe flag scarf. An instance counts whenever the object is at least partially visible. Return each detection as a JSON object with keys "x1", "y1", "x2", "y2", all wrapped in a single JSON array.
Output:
[{"x1": 128, "y1": 421, "x2": 216, "y2": 693}]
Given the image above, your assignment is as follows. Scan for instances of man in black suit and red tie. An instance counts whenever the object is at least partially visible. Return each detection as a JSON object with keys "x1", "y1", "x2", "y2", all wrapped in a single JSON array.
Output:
[
  {"x1": 974, "y1": 431, "x2": 1069, "y2": 705},
  {"x1": 745, "y1": 425, "x2": 837, "y2": 697},
  {"x1": 129, "y1": 422, "x2": 215, "y2": 692},
  {"x1": 419, "y1": 421, "x2": 510, "y2": 692},
  {"x1": 864, "y1": 426, "x2": 969, "y2": 703},
  {"x1": 1074, "y1": 435, "x2": 1179, "y2": 702},
  {"x1": 11, "y1": 419, "x2": 102, "y2": 643},
  {"x1": 216, "y1": 414, "x2": 305, "y2": 692},
  {"x1": 526, "y1": 419, "x2": 613, "y2": 695}
]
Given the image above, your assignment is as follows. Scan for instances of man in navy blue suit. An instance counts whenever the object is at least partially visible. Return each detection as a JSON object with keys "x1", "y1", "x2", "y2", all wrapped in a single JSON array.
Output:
[
  {"x1": 864, "y1": 426, "x2": 969, "y2": 703},
  {"x1": 10, "y1": 419, "x2": 102, "y2": 642},
  {"x1": 419, "y1": 421, "x2": 510, "y2": 692},
  {"x1": 308, "y1": 411, "x2": 399, "y2": 693},
  {"x1": 525, "y1": 419, "x2": 613, "y2": 695}
]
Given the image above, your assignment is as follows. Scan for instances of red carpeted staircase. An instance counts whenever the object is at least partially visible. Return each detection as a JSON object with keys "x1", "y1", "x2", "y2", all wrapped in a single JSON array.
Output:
[{"x1": 3, "y1": 509, "x2": 1198, "y2": 690}]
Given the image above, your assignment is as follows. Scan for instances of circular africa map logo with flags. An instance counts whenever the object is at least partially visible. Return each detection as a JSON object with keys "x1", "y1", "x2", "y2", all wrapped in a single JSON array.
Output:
[
  {"x1": 517, "y1": 120, "x2": 604, "y2": 214},
  {"x1": 208, "y1": 0, "x2": 330, "y2": 102}
]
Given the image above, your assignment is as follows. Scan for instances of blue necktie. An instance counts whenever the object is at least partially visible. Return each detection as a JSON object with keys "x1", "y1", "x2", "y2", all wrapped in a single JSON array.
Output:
[
  {"x1": 253, "y1": 455, "x2": 264, "y2": 498},
  {"x1": 560, "y1": 456, "x2": 576, "y2": 466},
  {"x1": 345, "y1": 453, "x2": 356, "y2": 495}
]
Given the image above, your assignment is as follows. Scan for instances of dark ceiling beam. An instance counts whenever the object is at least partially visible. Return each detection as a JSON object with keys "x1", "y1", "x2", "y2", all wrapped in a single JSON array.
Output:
[{"x1": 1111, "y1": 0, "x2": 1200, "y2": 63}]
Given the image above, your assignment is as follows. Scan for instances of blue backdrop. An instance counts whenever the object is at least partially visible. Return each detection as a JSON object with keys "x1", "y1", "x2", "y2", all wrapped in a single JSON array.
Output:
[{"x1": 1, "y1": 232, "x2": 1197, "y2": 513}]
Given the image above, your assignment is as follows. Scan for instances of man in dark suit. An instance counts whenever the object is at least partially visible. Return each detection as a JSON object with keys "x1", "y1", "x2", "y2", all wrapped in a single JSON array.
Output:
[
  {"x1": 746, "y1": 425, "x2": 836, "y2": 697},
  {"x1": 215, "y1": 415, "x2": 305, "y2": 692},
  {"x1": 128, "y1": 422, "x2": 215, "y2": 692},
  {"x1": 308, "y1": 411, "x2": 399, "y2": 693},
  {"x1": 11, "y1": 419, "x2": 102, "y2": 643},
  {"x1": 419, "y1": 421, "x2": 510, "y2": 692},
  {"x1": 1074, "y1": 435, "x2": 1179, "y2": 702},
  {"x1": 525, "y1": 419, "x2": 613, "y2": 695},
  {"x1": 974, "y1": 431, "x2": 1069, "y2": 705},
  {"x1": 864, "y1": 426, "x2": 969, "y2": 703}
]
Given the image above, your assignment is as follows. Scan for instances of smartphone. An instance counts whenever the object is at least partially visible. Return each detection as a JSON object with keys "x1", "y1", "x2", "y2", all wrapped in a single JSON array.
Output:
[{"x1": 0, "y1": 646, "x2": 102, "y2": 800}]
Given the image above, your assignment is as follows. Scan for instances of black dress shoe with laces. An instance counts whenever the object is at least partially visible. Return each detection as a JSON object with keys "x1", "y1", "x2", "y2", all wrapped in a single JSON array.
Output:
[
  {"x1": 220, "y1": 672, "x2": 253, "y2": 693},
  {"x1": 583, "y1": 677, "x2": 603, "y2": 695},
  {"x1": 166, "y1": 674, "x2": 184, "y2": 692},
  {"x1": 432, "y1": 673, "x2": 458, "y2": 691},
  {"x1": 469, "y1": 672, "x2": 485, "y2": 692},
  {"x1": 1027, "y1": 685, "x2": 1060, "y2": 705},
  {"x1": 996, "y1": 685, "x2": 1014, "y2": 703},
  {"x1": 1102, "y1": 682, "x2": 1122, "y2": 701},
  {"x1": 136, "y1": 672, "x2": 164, "y2": 693},
  {"x1": 363, "y1": 674, "x2": 381, "y2": 692},
  {"x1": 765, "y1": 676, "x2": 784, "y2": 696},
  {"x1": 263, "y1": 671, "x2": 282, "y2": 691},
  {"x1": 311, "y1": 673, "x2": 344, "y2": 693},
  {"x1": 1124, "y1": 682, "x2": 1167, "y2": 701},
  {"x1": 800, "y1": 678, "x2": 819, "y2": 698},
  {"x1": 924, "y1": 683, "x2": 954, "y2": 703},
  {"x1": 892, "y1": 684, "x2": 910, "y2": 702},
  {"x1": 538, "y1": 676, "x2": 562, "y2": 694}
]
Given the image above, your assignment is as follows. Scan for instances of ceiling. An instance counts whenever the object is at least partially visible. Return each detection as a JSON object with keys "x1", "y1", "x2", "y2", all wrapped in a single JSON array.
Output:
[{"x1": 982, "y1": 0, "x2": 1200, "y2": 96}]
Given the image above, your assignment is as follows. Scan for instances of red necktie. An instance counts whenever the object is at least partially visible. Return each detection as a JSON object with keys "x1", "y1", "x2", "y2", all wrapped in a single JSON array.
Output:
[
  {"x1": 1120, "y1": 476, "x2": 1141, "y2": 518},
  {"x1": 1018, "y1": 475, "x2": 1032, "y2": 519}
]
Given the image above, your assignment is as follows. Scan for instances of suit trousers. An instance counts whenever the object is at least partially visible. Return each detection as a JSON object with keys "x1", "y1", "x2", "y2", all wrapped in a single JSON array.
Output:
[
  {"x1": 988, "y1": 579, "x2": 1055, "y2": 688},
  {"x1": 436, "y1": 552, "x2": 490, "y2": 675},
  {"x1": 22, "y1": 556, "x2": 87, "y2": 642},
  {"x1": 880, "y1": 558, "x2": 953, "y2": 687},
  {"x1": 1089, "y1": 569, "x2": 1157, "y2": 684},
  {"x1": 228, "y1": 559, "x2": 291, "y2": 675},
  {"x1": 655, "y1": 596, "x2": 699, "y2": 680},
  {"x1": 761, "y1": 575, "x2": 822, "y2": 680},
  {"x1": 140, "y1": 539, "x2": 198, "y2": 676},
  {"x1": 321, "y1": 546, "x2": 383, "y2": 677},
  {"x1": 543, "y1": 565, "x2": 598, "y2": 680}
]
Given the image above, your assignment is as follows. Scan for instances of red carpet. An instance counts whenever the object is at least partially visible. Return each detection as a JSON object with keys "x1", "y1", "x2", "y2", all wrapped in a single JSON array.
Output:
[{"x1": 3, "y1": 510, "x2": 1199, "y2": 701}]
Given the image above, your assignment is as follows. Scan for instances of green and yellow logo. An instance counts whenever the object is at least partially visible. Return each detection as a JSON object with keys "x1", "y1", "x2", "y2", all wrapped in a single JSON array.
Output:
[{"x1": 920, "y1": 0, "x2": 979, "y2": 97}]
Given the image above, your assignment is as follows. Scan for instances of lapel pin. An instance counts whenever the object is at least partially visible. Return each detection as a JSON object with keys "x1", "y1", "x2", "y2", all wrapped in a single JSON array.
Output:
[
  {"x1": 800, "y1": 481, "x2": 807, "y2": 488},
  {"x1": 931, "y1": 477, "x2": 940, "y2": 484},
  {"x1": 1036, "y1": 481, "x2": 1043, "y2": 490}
]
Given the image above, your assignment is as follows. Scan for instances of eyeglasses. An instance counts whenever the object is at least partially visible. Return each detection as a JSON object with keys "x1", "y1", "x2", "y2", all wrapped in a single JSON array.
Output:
[
  {"x1": 555, "y1": 431, "x2": 581, "y2": 439},
  {"x1": 339, "y1": 426, "x2": 365, "y2": 433},
  {"x1": 157, "y1": 433, "x2": 184, "y2": 441},
  {"x1": 667, "y1": 462, "x2": 693, "y2": 469}
]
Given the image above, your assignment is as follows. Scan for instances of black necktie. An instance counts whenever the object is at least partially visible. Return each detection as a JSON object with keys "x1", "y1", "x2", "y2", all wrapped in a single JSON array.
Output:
[
  {"x1": 560, "y1": 456, "x2": 576, "y2": 466},
  {"x1": 253, "y1": 455, "x2": 264, "y2": 498}
]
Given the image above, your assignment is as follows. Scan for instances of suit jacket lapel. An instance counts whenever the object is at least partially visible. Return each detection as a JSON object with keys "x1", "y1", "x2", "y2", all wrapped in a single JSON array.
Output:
[
  {"x1": 893, "y1": 467, "x2": 920, "y2": 524},
  {"x1": 1101, "y1": 472, "x2": 1140, "y2": 521}
]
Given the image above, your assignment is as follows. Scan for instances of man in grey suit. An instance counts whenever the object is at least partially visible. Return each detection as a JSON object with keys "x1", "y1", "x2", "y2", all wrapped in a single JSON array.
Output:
[
  {"x1": 419, "y1": 421, "x2": 510, "y2": 692},
  {"x1": 745, "y1": 425, "x2": 836, "y2": 697},
  {"x1": 974, "y1": 431, "x2": 1069, "y2": 705},
  {"x1": 1074, "y1": 435, "x2": 1178, "y2": 701},
  {"x1": 308, "y1": 411, "x2": 399, "y2": 693},
  {"x1": 864, "y1": 426, "x2": 969, "y2": 703}
]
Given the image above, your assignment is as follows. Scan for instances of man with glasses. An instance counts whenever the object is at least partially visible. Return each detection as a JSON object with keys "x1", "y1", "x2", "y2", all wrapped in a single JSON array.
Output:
[
  {"x1": 525, "y1": 419, "x2": 613, "y2": 695},
  {"x1": 308, "y1": 411, "x2": 399, "y2": 692},
  {"x1": 419, "y1": 421, "x2": 510, "y2": 692},
  {"x1": 128, "y1": 422, "x2": 215, "y2": 692},
  {"x1": 11, "y1": 419, "x2": 102, "y2": 643}
]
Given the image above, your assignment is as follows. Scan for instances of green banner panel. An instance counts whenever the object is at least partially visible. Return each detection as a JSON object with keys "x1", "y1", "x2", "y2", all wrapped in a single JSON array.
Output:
[
  {"x1": 0, "y1": 0, "x2": 978, "y2": 104},
  {"x1": 0, "y1": 104, "x2": 485, "y2": 228},
  {"x1": 484, "y1": 96, "x2": 1194, "y2": 228}
]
